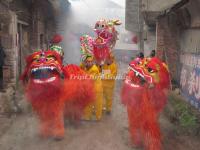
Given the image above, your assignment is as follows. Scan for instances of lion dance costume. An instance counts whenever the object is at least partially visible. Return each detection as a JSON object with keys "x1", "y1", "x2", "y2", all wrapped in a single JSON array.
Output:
[
  {"x1": 21, "y1": 50, "x2": 95, "y2": 140},
  {"x1": 94, "y1": 19, "x2": 120, "y2": 114},
  {"x1": 121, "y1": 56, "x2": 170, "y2": 150},
  {"x1": 101, "y1": 55, "x2": 117, "y2": 114},
  {"x1": 80, "y1": 19, "x2": 121, "y2": 114},
  {"x1": 80, "y1": 35, "x2": 103, "y2": 121}
]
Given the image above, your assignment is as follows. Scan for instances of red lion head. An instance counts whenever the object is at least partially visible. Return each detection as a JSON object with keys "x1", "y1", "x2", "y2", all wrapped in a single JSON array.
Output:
[
  {"x1": 20, "y1": 50, "x2": 96, "y2": 139},
  {"x1": 21, "y1": 50, "x2": 65, "y2": 102},
  {"x1": 122, "y1": 57, "x2": 171, "y2": 112},
  {"x1": 21, "y1": 50, "x2": 64, "y2": 84}
]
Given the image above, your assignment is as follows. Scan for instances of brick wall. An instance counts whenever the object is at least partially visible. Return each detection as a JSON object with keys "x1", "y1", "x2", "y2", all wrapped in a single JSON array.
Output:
[{"x1": 156, "y1": 16, "x2": 181, "y2": 83}]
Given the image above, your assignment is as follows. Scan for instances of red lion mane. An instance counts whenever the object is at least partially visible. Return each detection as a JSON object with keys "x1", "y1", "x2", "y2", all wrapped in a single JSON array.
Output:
[
  {"x1": 121, "y1": 57, "x2": 170, "y2": 150},
  {"x1": 21, "y1": 50, "x2": 95, "y2": 139}
]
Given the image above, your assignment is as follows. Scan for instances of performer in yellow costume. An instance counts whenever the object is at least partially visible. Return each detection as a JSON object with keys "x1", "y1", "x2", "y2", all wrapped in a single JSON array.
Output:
[
  {"x1": 101, "y1": 55, "x2": 117, "y2": 114},
  {"x1": 81, "y1": 55, "x2": 103, "y2": 121}
]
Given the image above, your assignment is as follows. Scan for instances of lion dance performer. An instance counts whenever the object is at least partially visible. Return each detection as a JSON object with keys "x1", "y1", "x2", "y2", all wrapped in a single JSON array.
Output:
[
  {"x1": 80, "y1": 35, "x2": 103, "y2": 121},
  {"x1": 101, "y1": 54, "x2": 117, "y2": 114},
  {"x1": 121, "y1": 56, "x2": 170, "y2": 150},
  {"x1": 93, "y1": 19, "x2": 120, "y2": 114},
  {"x1": 21, "y1": 50, "x2": 95, "y2": 140},
  {"x1": 81, "y1": 19, "x2": 121, "y2": 115}
]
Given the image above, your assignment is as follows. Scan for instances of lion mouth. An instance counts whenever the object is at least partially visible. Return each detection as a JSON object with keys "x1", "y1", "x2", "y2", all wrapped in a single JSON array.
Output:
[
  {"x1": 33, "y1": 77, "x2": 56, "y2": 84},
  {"x1": 126, "y1": 65, "x2": 153, "y2": 87},
  {"x1": 29, "y1": 66, "x2": 62, "y2": 83}
]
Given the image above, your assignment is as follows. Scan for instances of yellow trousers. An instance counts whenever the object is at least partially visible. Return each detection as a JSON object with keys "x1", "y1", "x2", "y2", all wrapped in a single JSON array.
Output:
[
  {"x1": 102, "y1": 80, "x2": 115, "y2": 112},
  {"x1": 84, "y1": 92, "x2": 103, "y2": 120}
]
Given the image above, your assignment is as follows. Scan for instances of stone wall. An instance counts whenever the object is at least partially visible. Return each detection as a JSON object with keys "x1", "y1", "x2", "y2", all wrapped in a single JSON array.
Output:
[
  {"x1": 0, "y1": 0, "x2": 57, "y2": 114},
  {"x1": 0, "y1": 0, "x2": 57, "y2": 88},
  {"x1": 0, "y1": 83, "x2": 16, "y2": 114},
  {"x1": 0, "y1": 2, "x2": 18, "y2": 87}
]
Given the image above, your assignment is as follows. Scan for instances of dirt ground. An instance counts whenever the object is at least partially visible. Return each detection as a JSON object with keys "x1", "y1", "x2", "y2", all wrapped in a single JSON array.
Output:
[{"x1": 0, "y1": 63, "x2": 200, "y2": 150}]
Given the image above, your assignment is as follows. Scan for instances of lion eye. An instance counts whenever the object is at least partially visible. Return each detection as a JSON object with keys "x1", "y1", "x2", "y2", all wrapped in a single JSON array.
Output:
[
  {"x1": 47, "y1": 55, "x2": 56, "y2": 61},
  {"x1": 32, "y1": 57, "x2": 39, "y2": 63},
  {"x1": 138, "y1": 61, "x2": 142, "y2": 65},
  {"x1": 148, "y1": 68, "x2": 154, "y2": 73},
  {"x1": 96, "y1": 24, "x2": 99, "y2": 28}
]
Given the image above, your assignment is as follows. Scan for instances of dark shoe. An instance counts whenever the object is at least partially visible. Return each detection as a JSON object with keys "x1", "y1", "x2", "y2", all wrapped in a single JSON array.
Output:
[
  {"x1": 0, "y1": 89, "x2": 6, "y2": 92},
  {"x1": 106, "y1": 111, "x2": 111, "y2": 115},
  {"x1": 53, "y1": 136, "x2": 64, "y2": 141}
]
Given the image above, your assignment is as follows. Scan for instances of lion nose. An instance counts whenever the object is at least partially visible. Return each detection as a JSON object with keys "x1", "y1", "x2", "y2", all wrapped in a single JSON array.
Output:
[
  {"x1": 38, "y1": 57, "x2": 47, "y2": 63},
  {"x1": 38, "y1": 52, "x2": 47, "y2": 63}
]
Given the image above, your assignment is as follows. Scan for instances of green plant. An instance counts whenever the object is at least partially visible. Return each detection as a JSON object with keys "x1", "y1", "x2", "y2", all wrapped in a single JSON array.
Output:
[{"x1": 166, "y1": 92, "x2": 200, "y2": 135}]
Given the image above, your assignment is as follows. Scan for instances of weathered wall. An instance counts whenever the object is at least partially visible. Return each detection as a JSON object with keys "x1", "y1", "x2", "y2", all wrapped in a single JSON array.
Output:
[
  {"x1": 10, "y1": 0, "x2": 32, "y2": 23},
  {"x1": 180, "y1": 0, "x2": 200, "y2": 54},
  {"x1": 144, "y1": 26, "x2": 156, "y2": 56},
  {"x1": 0, "y1": 0, "x2": 57, "y2": 114},
  {"x1": 0, "y1": 3, "x2": 18, "y2": 85},
  {"x1": 125, "y1": 0, "x2": 139, "y2": 32},
  {"x1": 142, "y1": 0, "x2": 181, "y2": 12},
  {"x1": 156, "y1": 16, "x2": 181, "y2": 83},
  {"x1": 180, "y1": 29, "x2": 200, "y2": 54},
  {"x1": 186, "y1": 0, "x2": 200, "y2": 28},
  {"x1": 0, "y1": 0, "x2": 56, "y2": 88}
]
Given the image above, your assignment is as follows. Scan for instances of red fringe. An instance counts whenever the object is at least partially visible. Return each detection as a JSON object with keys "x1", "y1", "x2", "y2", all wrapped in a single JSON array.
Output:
[
  {"x1": 63, "y1": 64, "x2": 95, "y2": 119},
  {"x1": 93, "y1": 46, "x2": 110, "y2": 64},
  {"x1": 125, "y1": 89, "x2": 161, "y2": 150},
  {"x1": 24, "y1": 64, "x2": 95, "y2": 138}
]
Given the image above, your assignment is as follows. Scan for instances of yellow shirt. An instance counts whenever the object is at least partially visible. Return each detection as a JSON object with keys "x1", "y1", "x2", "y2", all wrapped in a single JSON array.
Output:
[
  {"x1": 80, "y1": 63, "x2": 102, "y2": 93},
  {"x1": 101, "y1": 62, "x2": 118, "y2": 80}
]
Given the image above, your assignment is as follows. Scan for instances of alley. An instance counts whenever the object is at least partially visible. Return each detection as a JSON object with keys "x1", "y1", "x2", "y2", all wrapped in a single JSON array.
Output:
[
  {"x1": 0, "y1": 63, "x2": 199, "y2": 150},
  {"x1": 0, "y1": 0, "x2": 200, "y2": 150},
  {"x1": 0, "y1": 63, "x2": 131, "y2": 150}
]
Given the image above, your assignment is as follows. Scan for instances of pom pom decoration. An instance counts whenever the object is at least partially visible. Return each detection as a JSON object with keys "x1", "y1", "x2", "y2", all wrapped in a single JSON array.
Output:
[
  {"x1": 51, "y1": 34, "x2": 63, "y2": 44},
  {"x1": 80, "y1": 35, "x2": 94, "y2": 62}
]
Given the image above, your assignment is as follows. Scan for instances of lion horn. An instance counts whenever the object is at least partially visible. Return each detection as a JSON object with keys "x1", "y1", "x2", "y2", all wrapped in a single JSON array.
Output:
[{"x1": 112, "y1": 19, "x2": 122, "y2": 25}]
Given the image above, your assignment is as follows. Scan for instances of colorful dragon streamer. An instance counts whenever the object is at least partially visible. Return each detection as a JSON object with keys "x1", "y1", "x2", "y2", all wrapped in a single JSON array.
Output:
[
  {"x1": 80, "y1": 34, "x2": 94, "y2": 62},
  {"x1": 121, "y1": 57, "x2": 170, "y2": 150},
  {"x1": 21, "y1": 50, "x2": 95, "y2": 140}
]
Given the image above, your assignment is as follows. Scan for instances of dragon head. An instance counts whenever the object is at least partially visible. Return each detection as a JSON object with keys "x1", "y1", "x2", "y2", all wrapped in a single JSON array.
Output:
[
  {"x1": 93, "y1": 19, "x2": 121, "y2": 65},
  {"x1": 94, "y1": 19, "x2": 121, "y2": 41},
  {"x1": 21, "y1": 50, "x2": 64, "y2": 85}
]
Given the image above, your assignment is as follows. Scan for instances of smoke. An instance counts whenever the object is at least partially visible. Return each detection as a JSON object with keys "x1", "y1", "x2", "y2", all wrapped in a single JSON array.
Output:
[{"x1": 55, "y1": 0, "x2": 125, "y2": 65}]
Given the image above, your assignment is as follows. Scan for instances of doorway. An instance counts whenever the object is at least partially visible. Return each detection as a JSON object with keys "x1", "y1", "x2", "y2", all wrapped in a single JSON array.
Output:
[{"x1": 17, "y1": 22, "x2": 29, "y2": 75}]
